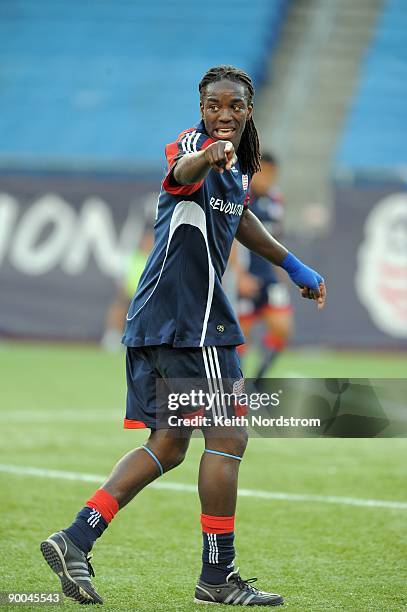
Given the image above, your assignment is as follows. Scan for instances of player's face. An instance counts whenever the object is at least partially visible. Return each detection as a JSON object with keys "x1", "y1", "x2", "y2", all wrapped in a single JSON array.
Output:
[
  {"x1": 251, "y1": 161, "x2": 277, "y2": 195},
  {"x1": 200, "y1": 80, "x2": 253, "y2": 149}
]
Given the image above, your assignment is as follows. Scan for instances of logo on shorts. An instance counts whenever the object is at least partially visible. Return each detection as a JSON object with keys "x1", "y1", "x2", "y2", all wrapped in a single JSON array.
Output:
[
  {"x1": 233, "y1": 378, "x2": 245, "y2": 395},
  {"x1": 216, "y1": 324, "x2": 225, "y2": 333}
]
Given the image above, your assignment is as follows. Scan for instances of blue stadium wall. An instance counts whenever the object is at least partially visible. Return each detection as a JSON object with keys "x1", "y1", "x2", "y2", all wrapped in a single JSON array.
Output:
[
  {"x1": 319, "y1": 0, "x2": 407, "y2": 348},
  {"x1": 0, "y1": 0, "x2": 292, "y2": 342}
]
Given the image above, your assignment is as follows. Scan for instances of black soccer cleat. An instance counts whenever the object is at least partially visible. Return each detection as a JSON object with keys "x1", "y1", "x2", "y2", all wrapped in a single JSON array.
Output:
[
  {"x1": 194, "y1": 569, "x2": 284, "y2": 606},
  {"x1": 40, "y1": 531, "x2": 103, "y2": 605}
]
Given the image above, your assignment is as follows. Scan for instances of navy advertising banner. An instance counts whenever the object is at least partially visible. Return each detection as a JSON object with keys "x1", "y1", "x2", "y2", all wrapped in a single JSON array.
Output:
[
  {"x1": 288, "y1": 181, "x2": 407, "y2": 348},
  {"x1": 0, "y1": 175, "x2": 406, "y2": 347},
  {"x1": 0, "y1": 173, "x2": 159, "y2": 340}
]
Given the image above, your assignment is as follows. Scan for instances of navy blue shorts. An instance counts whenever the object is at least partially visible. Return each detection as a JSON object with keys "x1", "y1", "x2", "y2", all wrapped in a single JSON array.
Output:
[{"x1": 124, "y1": 344, "x2": 245, "y2": 430}]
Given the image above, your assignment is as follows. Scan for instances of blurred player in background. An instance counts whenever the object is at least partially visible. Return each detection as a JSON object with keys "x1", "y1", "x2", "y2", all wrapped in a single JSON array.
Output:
[
  {"x1": 101, "y1": 205, "x2": 155, "y2": 351},
  {"x1": 237, "y1": 153, "x2": 293, "y2": 382}
]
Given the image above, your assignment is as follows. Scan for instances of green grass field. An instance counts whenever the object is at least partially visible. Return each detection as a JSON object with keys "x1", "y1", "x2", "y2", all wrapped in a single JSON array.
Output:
[{"x1": 0, "y1": 343, "x2": 406, "y2": 611}]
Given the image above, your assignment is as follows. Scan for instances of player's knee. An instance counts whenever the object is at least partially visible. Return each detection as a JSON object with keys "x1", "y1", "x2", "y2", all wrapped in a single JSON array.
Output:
[
  {"x1": 206, "y1": 427, "x2": 248, "y2": 459},
  {"x1": 279, "y1": 320, "x2": 293, "y2": 341},
  {"x1": 272, "y1": 313, "x2": 293, "y2": 341},
  {"x1": 162, "y1": 443, "x2": 189, "y2": 470},
  {"x1": 230, "y1": 428, "x2": 249, "y2": 457},
  {"x1": 263, "y1": 322, "x2": 292, "y2": 350},
  {"x1": 148, "y1": 433, "x2": 190, "y2": 472}
]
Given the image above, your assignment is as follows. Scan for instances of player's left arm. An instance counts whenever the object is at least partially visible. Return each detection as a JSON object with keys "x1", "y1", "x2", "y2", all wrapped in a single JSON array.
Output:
[{"x1": 236, "y1": 209, "x2": 326, "y2": 309}]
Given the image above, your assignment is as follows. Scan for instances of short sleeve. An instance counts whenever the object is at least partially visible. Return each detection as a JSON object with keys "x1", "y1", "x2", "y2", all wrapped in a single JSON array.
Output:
[{"x1": 162, "y1": 129, "x2": 215, "y2": 195}]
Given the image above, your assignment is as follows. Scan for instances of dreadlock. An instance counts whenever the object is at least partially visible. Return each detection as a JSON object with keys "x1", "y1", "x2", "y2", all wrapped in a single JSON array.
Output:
[{"x1": 199, "y1": 65, "x2": 261, "y2": 176}]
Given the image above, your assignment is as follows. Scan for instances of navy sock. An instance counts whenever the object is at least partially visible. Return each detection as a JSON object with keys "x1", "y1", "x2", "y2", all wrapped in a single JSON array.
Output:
[
  {"x1": 200, "y1": 532, "x2": 235, "y2": 584},
  {"x1": 64, "y1": 507, "x2": 108, "y2": 554}
]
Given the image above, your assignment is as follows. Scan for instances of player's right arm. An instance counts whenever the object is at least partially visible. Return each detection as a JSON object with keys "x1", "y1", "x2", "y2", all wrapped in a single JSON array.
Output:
[{"x1": 173, "y1": 140, "x2": 237, "y2": 185}]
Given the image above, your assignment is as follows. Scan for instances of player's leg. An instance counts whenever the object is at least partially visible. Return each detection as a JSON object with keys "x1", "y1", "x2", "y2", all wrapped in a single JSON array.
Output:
[
  {"x1": 40, "y1": 428, "x2": 191, "y2": 604},
  {"x1": 254, "y1": 284, "x2": 293, "y2": 383},
  {"x1": 198, "y1": 425, "x2": 247, "y2": 578},
  {"x1": 102, "y1": 427, "x2": 191, "y2": 505},
  {"x1": 40, "y1": 346, "x2": 192, "y2": 604},
  {"x1": 62, "y1": 426, "x2": 191, "y2": 551},
  {"x1": 194, "y1": 346, "x2": 284, "y2": 606}
]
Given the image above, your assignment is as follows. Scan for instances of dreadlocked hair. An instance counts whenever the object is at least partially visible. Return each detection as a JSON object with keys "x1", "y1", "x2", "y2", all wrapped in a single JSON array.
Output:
[{"x1": 199, "y1": 65, "x2": 261, "y2": 176}]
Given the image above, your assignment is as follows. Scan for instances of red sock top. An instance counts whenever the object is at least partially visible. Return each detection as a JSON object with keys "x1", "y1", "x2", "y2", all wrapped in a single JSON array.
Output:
[
  {"x1": 201, "y1": 513, "x2": 235, "y2": 534},
  {"x1": 86, "y1": 488, "x2": 119, "y2": 523}
]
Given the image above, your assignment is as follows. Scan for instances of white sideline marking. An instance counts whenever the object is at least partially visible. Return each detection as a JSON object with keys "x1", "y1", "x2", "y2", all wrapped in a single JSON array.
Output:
[{"x1": 1, "y1": 463, "x2": 406, "y2": 510}]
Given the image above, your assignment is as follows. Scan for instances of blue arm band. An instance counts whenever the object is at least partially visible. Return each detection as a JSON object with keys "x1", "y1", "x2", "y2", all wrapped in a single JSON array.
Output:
[
  {"x1": 281, "y1": 252, "x2": 324, "y2": 290},
  {"x1": 281, "y1": 252, "x2": 302, "y2": 274}
]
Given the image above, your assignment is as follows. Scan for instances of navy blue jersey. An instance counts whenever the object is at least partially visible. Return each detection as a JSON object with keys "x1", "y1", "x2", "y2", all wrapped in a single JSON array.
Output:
[
  {"x1": 122, "y1": 121, "x2": 250, "y2": 348},
  {"x1": 248, "y1": 189, "x2": 284, "y2": 285}
]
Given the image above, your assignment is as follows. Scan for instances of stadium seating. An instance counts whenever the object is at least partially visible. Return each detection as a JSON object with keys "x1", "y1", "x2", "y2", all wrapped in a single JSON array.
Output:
[
  {"x1": 335, "y1": 0, "x2": 407, "y2": 171},
  {"x1": 0, "y1": 0, "x2": 288, "y2": 169}
]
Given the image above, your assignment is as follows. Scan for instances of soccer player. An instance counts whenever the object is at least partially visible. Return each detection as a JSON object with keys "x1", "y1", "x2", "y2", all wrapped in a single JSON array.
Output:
[
  {"x1": 236, "y1": 153, "x2": 293, "y2": 381},
  {"x1": 40, "y1": 65, "x2": 326, "y2": 606}
]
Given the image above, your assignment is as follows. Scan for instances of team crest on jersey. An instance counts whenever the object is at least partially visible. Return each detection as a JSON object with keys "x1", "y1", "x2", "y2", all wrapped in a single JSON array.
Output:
[{"x1": 242, "y1": 174, "x2": 248, "y2": 191}]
